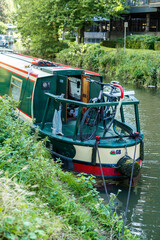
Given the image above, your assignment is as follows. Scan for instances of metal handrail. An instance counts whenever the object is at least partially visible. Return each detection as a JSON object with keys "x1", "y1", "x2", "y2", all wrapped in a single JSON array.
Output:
[
  {"x1": 40, "y1": 92, "x2": 140, "y2": 139},
  {"x1": 45, "y1": 92, "x2": 139, "y2": 107}
]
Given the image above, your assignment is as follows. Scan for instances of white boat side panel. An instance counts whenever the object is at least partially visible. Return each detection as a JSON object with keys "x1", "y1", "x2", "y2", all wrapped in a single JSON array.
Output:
[{"x1": 74, "y1": 144, "x2": 140, "y2": 164}]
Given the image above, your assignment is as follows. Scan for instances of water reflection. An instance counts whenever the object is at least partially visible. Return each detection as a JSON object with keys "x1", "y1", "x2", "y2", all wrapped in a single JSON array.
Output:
[{"x1": 101, "y1": 82, "x2": 160, "y2": 240}]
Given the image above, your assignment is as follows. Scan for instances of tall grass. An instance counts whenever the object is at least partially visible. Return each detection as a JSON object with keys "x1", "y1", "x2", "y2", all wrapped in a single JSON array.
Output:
[
  {"x1": 0, "y1": 96, "x2": 140, "y2": 239},
  {"x1": 56, "y1": 42, "x2": 160, "y2": 87}
]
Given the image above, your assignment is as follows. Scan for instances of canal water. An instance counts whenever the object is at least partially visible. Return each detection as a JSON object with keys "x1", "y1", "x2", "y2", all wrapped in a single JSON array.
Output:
[{"x1": 101, "y1": 83, "x2": 160, "y2": 240}]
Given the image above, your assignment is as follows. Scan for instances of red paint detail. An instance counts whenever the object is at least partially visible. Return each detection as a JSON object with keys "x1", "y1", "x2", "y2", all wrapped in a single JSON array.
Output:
[
  {"x1": 138, "y1": 159, "x2": 142, "y2": 167},
  {"x1": 17, "y1": 109, "x2": 32, "y2": 119},
  {"x1": 0, "y1": 62, "x2": 37, "y2": 81},
  {"x1": 73, "y1": 162, "x2": 122, "y2": 176},
  {"x1": 135, "y1": 132, "x2": 139, "y2": 138},
  {"x1": 113, "y1": 84, "x2": 124, "y2": 99},
  {"x1": 96, "y1": 136, "x2": 100, "y2": 144},
  {"x1": 82, "y1": 108, "x2": 86, "y2": 113},
  {"x1": 110, "y1": 150, "x2": 116, "y2": 154}
]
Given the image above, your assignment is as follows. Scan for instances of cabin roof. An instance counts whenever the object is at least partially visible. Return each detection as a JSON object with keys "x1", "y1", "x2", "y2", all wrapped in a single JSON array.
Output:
[
  {"x1": 0, "y1": 51, "x2": 84, "y2": 78},
  {"x1": 0, "y1": 52, "x2": 53, "y2": 78}
]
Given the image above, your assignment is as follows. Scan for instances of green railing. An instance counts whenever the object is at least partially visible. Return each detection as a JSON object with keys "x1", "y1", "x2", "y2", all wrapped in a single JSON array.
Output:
[{"x1": 41, "y1": 93, "x2": 140, "y2": 140}]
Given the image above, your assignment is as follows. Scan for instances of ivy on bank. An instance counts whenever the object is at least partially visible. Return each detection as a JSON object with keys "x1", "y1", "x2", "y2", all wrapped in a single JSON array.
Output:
[{"x1": 0, "y1": 97, "x2": 140, "y2": 240}]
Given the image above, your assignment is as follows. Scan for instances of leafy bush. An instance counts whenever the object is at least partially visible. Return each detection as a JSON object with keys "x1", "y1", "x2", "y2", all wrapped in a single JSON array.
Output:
[
  {"x1": 100, "y1": 39, "x2": 123, "y2": 48},
  {"x1": 56, "y1": 43, "x2": 160, "y2": 87},
  {"x1": 101, "y1": 35, "x2": 160, "y2": 50},
  {"x1": 56, "y1": 42, "x2": 105, "y2": 70},
  {"x1": 126, "y1": 34, "x2": 160, "y2": 50},
  {"x1": 154, "y1": 41, "x2": 160, "y2": 51},
  {"x1": 64, "y1": 33, "x2": 76, "y2": 42},
  {"x1": 100, "y1": 40, "x2": 117, "y2": 48}
]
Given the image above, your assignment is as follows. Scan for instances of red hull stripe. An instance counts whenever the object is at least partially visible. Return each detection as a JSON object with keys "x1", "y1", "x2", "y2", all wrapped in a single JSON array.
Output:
[
  {"x1": 74, "y1": 162, "x2": 121, "y2": 176},
  {"x1": 73, "y1": 159, "x2": 142, "y2": 177}
]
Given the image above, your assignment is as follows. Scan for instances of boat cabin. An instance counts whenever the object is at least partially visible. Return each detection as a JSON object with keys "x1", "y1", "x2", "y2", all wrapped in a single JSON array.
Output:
[{"x1": 0, "y1": 50, "x2": 102, "y2": 124}]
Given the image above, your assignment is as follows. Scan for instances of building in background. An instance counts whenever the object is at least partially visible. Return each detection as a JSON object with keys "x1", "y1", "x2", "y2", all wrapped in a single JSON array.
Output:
[
  {"x1": 6, "y1": 24, "x2": 17, "y2": 36},
  {"x1": 84, "y1": 1, "x2": 160, "y2": 42},
  {"x1": 110, "y1": 0, "x2": 160, "y2": 39},
  {"x1": 84, "y1": 18, "x2": 110, "y2": 43}
]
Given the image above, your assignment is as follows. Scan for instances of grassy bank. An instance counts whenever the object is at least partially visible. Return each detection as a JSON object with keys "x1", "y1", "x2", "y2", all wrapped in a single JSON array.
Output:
[
  {"x1": 0, "y1": 97, "x2": 140, "y2": 239},
  {"x1": 56, "y1": 42, "x2": 160, "y2": 87}
]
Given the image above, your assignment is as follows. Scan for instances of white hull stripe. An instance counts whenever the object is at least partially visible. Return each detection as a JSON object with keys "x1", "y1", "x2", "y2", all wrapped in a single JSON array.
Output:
[
  {"x1": 0, "y1": 62, "x2": 37, "y2": 82},
  {"x1": 74, "y1": 144, "x2": 140, "y2": 164}
]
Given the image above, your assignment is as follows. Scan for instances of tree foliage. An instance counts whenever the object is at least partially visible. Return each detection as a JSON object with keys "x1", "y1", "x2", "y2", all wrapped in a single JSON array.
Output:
[
  {"x1": 0, "y1": 0, "x2": 9, "y2": 23},
  {"x1": 14, "y1": 0, "x2": 125, "y2": 56},
  {"x1": 0, "y1": 22, "x2": 7, "y2": 33},
  {"x1": 0, "y1": 0, "x2": 15, "y2": 23}
]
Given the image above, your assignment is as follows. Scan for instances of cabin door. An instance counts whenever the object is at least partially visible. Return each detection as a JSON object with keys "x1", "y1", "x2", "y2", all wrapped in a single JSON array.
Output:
[{"x1": 81, "y1": 75, "x2": 90, "y2": 103}]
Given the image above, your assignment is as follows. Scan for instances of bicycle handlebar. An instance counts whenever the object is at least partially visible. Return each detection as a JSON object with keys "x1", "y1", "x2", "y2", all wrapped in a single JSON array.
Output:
[
  {"x1": 86, "y1": 78, "x2": 124, "y2": 99},
  {"x1": 86, "y1": 78, "x2": 110, "y2": 86}
]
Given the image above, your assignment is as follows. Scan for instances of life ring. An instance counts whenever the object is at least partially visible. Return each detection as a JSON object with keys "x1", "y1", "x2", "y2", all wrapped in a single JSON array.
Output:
[{"x1": 117, "y1": 155, "x2": 140, "y2": 177}]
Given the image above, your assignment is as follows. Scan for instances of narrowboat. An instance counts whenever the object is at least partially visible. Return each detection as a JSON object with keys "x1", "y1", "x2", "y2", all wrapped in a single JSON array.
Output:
[{"x1": 0, "y1": 48, "x2": 144, "y2": 179}]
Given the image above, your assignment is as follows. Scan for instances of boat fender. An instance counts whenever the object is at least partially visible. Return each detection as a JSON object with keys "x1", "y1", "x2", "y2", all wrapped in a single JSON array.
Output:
[{"x1": 117, "y1": 155, "x2": 140, "y2": 177}]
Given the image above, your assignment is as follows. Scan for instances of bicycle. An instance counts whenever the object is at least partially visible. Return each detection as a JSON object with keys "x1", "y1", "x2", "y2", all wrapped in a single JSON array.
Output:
[{"x1": 80, "y1": 80, "x2": 124, "y2": 141}]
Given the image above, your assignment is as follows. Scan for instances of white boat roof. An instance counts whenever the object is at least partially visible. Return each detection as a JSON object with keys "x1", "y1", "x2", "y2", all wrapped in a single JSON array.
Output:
[
  {"x1": 0, "y1": 50, "x2": 82, "y2": 78},
  {"x1": 0, "y1": 51, "x2": 53, "y2": 78}
]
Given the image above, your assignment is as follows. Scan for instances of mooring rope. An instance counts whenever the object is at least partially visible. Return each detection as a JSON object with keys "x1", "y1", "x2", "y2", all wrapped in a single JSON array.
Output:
[
  {"x1": 95, "y1": 134, "x2": 139, "y2": 238},
  {"x1": 95, "y1": 136, "x2": 110, "y2": 204},
  {"x1": 120, "y1": 136, "x2": 138, "y2": 239}
]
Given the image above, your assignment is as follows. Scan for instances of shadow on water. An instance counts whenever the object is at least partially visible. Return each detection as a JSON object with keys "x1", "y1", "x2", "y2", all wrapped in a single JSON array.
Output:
[{"x1": 99, "y1": 82, "x2": 160, "y2": 240}]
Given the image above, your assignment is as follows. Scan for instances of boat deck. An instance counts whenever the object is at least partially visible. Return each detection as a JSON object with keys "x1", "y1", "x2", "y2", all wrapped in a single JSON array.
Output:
[
  {"x1": 35, "y1": 119, "x2": 137, "y2": 147},
  {"x1": 37, "y1": 119, "x2": 114, "y2": 138}
]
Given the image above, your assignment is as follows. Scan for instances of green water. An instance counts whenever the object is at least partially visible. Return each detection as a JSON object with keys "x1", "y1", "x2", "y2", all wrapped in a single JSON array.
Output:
[{"x1": 101, "y1": 83, "x2": 160, "y2": 240}]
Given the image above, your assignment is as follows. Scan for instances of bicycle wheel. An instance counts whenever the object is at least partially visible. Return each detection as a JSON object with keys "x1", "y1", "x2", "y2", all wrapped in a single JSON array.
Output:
[
  {"x1": 80, "y1": 107, "x2": 99, "y2": 141},
  {"x1": 103, "y1": 105, "x2": 116, "y2": 132}
]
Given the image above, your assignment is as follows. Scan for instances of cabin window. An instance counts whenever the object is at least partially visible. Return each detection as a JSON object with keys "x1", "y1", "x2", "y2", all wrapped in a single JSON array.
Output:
[
  {"x1": 10, "y1": 76, "x2": 22, "y2": 101},
  {"x1": 68, "y1": 77, "x2": 81, "y2": 100}
]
